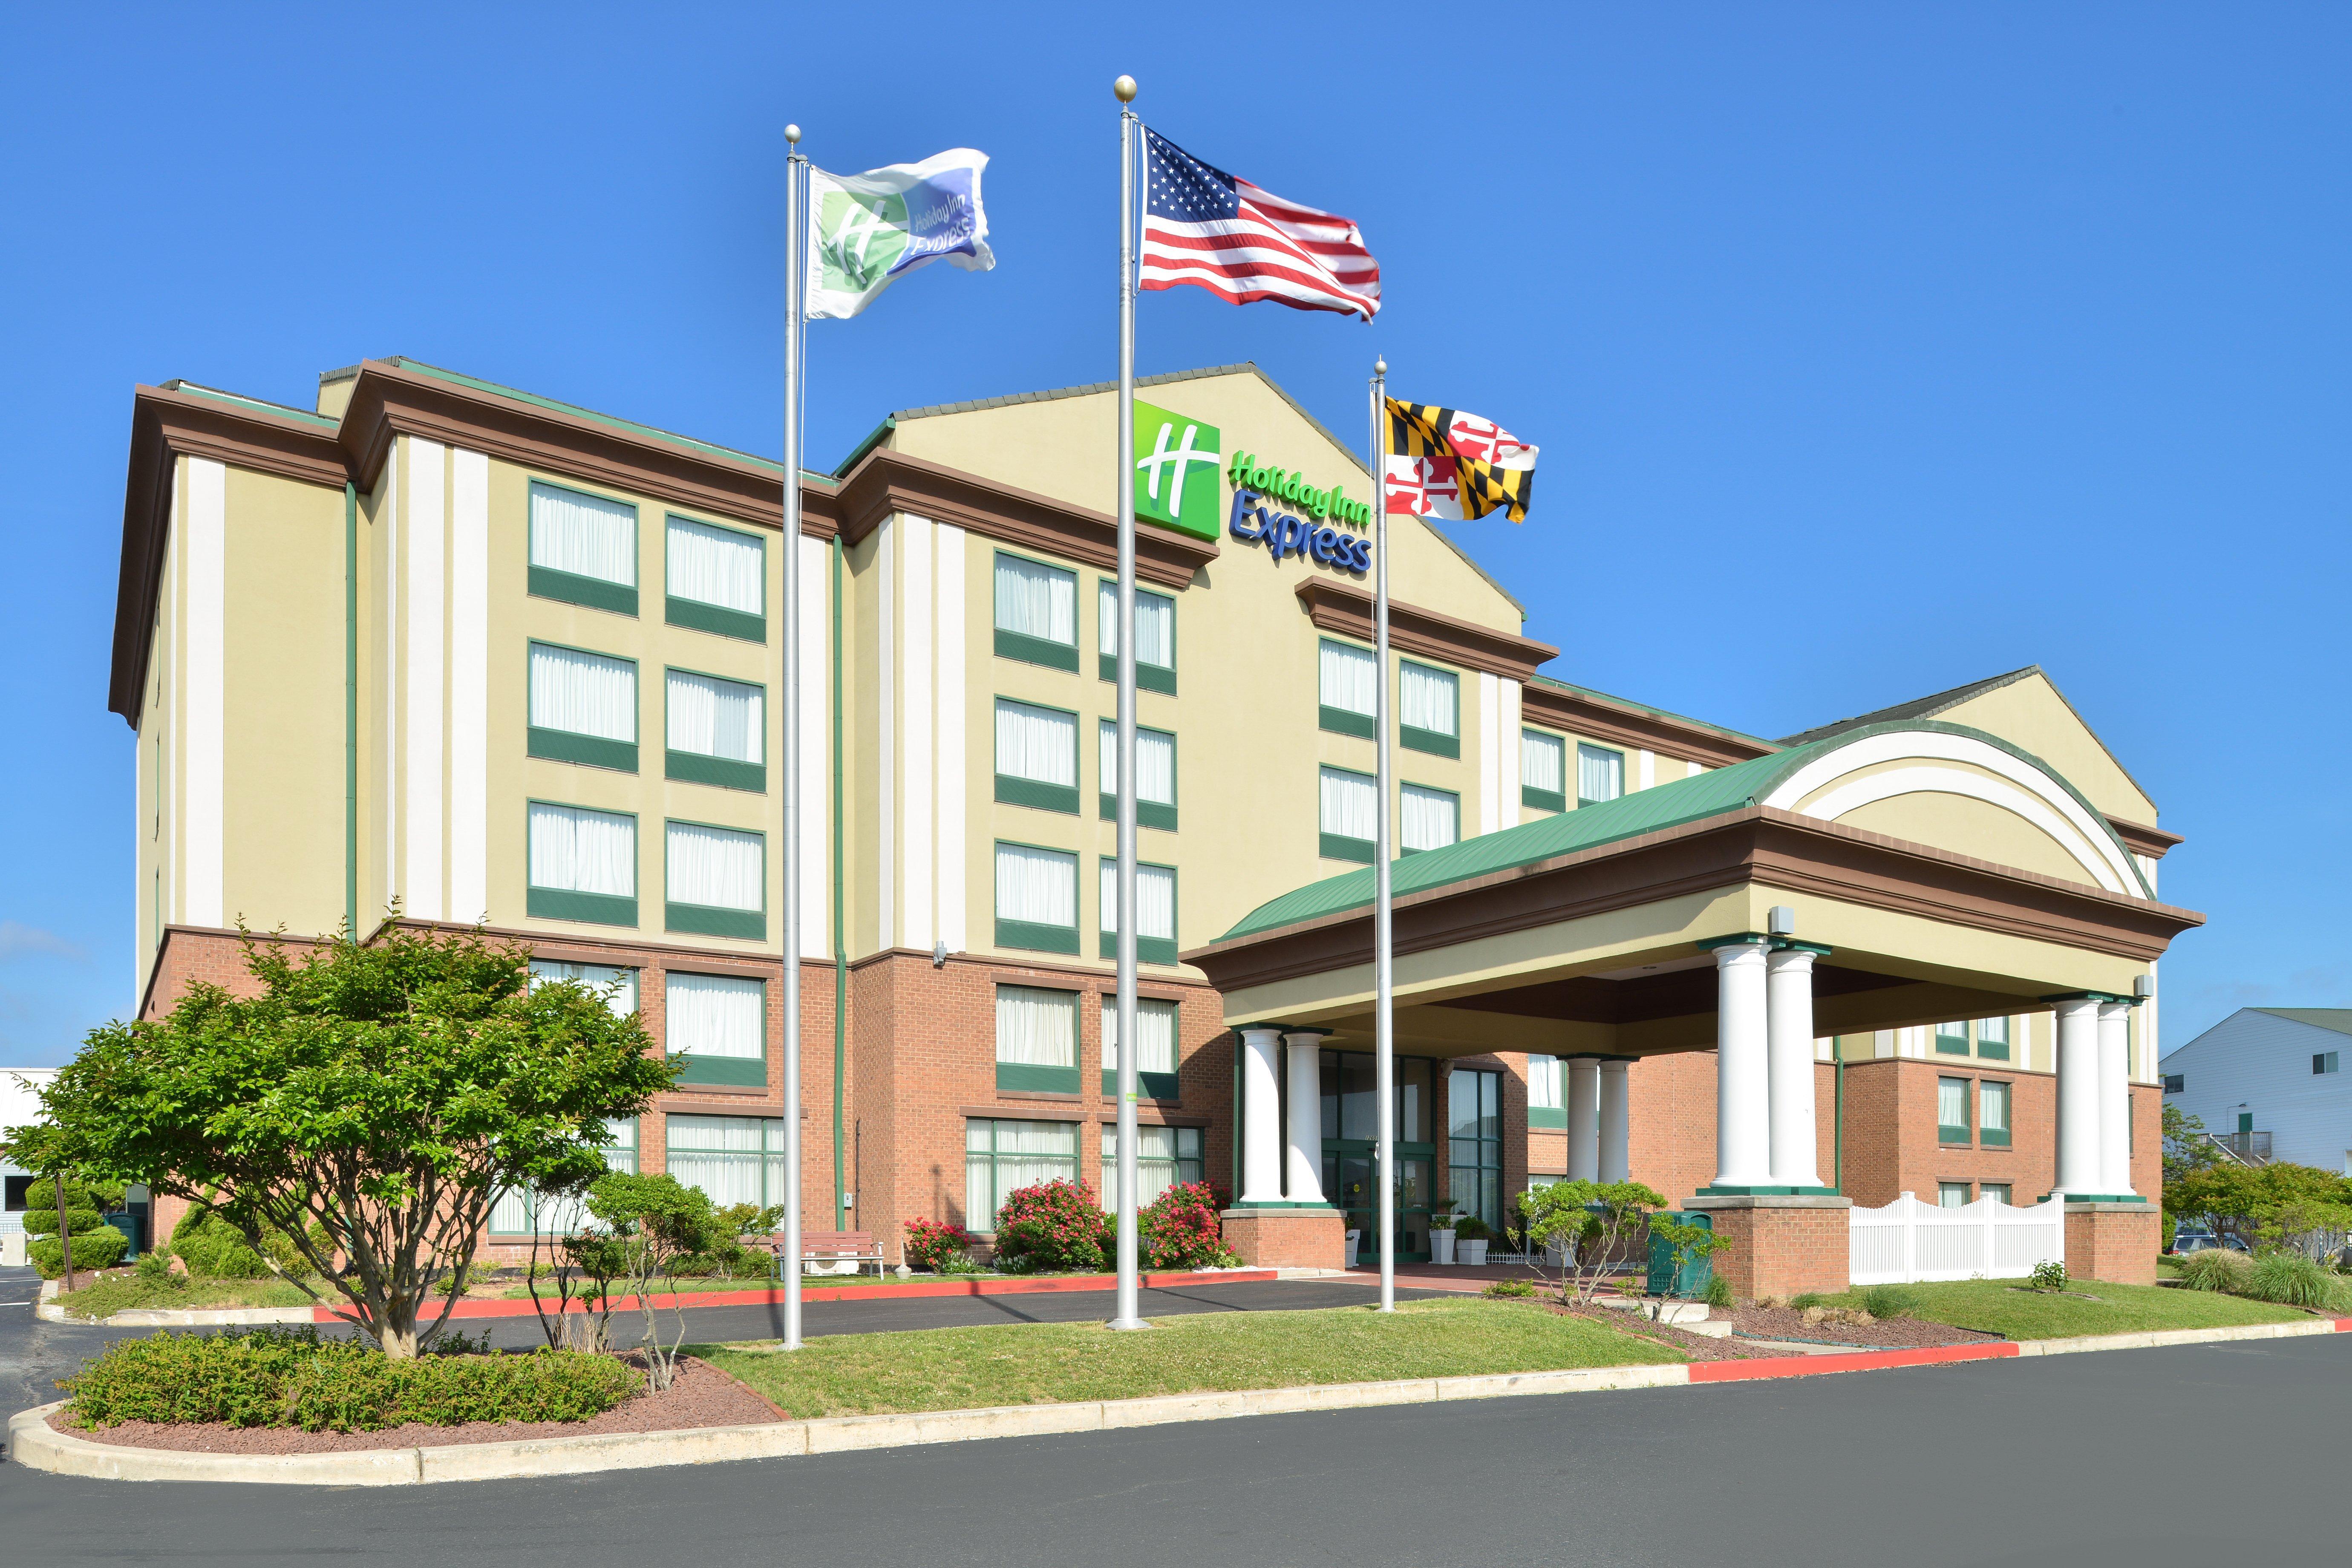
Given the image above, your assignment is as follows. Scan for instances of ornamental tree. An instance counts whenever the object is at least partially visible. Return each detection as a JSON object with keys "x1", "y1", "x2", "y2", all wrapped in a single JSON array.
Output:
[
  {"x1": 6, "y1": 924, "x2": 675, "y2": 1359},
  {"x1": 1518, "y1": 1179, "x2": 1667, "y2": 1307},
  {"x1": 2168, "y1": 1162, "x2": 2352, "y2": 1258}
]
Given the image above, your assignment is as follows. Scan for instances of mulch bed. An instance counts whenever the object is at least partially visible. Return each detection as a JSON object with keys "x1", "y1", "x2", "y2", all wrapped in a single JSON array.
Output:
[
  {"x1": 49, "y1": 1353, "x2": 786, "y2": 1456},
  {"x1": 1545, "y1": 1301, "x2": 1763, "y2": 1362},
  {"x1": 1729, "y1": 1305, "x2": 2004, "y2": 1349}
]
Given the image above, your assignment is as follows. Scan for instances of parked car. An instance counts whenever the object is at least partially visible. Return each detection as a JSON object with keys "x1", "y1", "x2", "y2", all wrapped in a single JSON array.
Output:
[{"x1": 2170, "y1": 1228, "x2": 2249, "y2": 1254}]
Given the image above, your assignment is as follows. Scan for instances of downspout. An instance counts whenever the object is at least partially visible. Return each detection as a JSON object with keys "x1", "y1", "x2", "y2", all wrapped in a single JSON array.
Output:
[
  {"x1": 1833, "y1": 1045, "x2": 1845, "y2": 1194},
  {"x1": 343, "y1": 480, "x2": 358, "y2": 940},
  {"x1": 831, "y1": 533, "x2": 847, "y2": 1228}
]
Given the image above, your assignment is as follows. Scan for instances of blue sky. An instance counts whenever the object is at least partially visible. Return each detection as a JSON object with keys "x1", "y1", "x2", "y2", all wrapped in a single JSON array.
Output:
[{"x1": 1, "y1": 4, "x2": 2344, "y2": 1066}]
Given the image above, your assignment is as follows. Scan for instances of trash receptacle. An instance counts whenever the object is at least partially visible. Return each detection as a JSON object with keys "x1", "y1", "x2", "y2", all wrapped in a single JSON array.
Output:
[{"x1": 1644, "y1": 1210, "x2": 1713, "y2": 1298}]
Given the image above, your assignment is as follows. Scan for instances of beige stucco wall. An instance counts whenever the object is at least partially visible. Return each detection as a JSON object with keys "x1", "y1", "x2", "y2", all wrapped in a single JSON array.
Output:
[{"x1": 1937, "y1": 673, "x2": 2157, "y2": 824}]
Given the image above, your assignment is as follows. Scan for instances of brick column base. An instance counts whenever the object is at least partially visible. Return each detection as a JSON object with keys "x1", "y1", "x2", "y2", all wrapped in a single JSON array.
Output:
[
  {"x1": 1220, "y1": 1207, "x2": 1345, "y2": 1270},
  {"x1": 2064, "y1": 1201, "x2": 2159, "y2": 1286},
  {"x1": 1685, "y1": 1194, "x2": 1852, "y2": 1300}
]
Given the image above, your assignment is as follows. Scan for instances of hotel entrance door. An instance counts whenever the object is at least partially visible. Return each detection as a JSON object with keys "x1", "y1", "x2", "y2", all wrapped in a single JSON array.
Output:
[{"x1": 1320, "y1": 1050, "x2": 1435, "y2": 1262}]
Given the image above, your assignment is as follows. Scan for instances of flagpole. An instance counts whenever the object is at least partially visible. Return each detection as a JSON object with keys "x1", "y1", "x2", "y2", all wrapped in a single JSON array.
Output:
[
  {"x1": 1371, "y1": 357, "x2": 1394, "y2": 1314},
  {"x1": 779, "y1": 123, "x2": 808, "y2": 1352},
  {"x1": 1109, "y1": 73, "x2": 1145, "y2": 1332}
]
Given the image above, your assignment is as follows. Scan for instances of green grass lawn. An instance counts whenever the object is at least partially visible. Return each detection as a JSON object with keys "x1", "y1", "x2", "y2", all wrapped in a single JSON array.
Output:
[
  {"x1": 1819, "y1": 1277, "x2": 2317, "y2": 1340},
  {"x1": 699, "y1": 1298, "x2": 1683, "y2": 1419},
  {"x1": 56, "y1": 1274, "x2": 320, "y2": 1320}
]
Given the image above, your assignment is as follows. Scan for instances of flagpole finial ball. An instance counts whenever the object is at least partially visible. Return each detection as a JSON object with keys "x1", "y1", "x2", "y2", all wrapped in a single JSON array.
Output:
[
  {"x1": 785, "y1": 124, "x2": 801, "y2": 145},
  {"x1": 1113, "y1": 75, "x2": 1137, "y2": 103},
  {"x1": 1375, "y1": 358, "x2": 1387, "y2": 376}
]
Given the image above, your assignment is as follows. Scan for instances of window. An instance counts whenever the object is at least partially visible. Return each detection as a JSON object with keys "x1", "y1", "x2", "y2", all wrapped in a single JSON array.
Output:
[
  {"x1": 1319, "y1": 765, "x2": 1376, "y2": 863},
  {"x1": 1099, "y1": 1124, "x2": 1203, "y2": 1207},
  {"x1": 1318, "y1": 639, "x2": 1377, "y2": 738},
  {"x1": 1977, "y1": 1016, "x2": 2011, "y2": 1061},
  {"x1": 994, "y1": 699, "x2": 1080, "y2": 814},
  {"x1": 966, "y1": 1118, "x2": 1079, "y2": 1231},
  {"x1": 1979, "y1": 1080, "x2": 2011, "y2": 1147},
  {"x1": 2316, "y1": 1052, "x2": 2341, "y2": 1075},
  {"x1": 1097, "y1": 580, "x2": 1176, "y2": 693},
  {"x1": 1098, "y1": 720, "x2": 1177, "y2": 830},
  {"x1": 994, "y1": 553, "x2": 1078, "y2": 670},
  {"x1": 527, "y1": 643, "x2": 638, "y2": 772},
  {"x1": 665, "y1": 516, "x2": 765, "y2": 641},
  {"x1": 995, "y1": 983, "x2": 1078, "y2": 1094},
  {"x1": 1937, "y1": 1182, "x2": 1973, "y2": 1208},
  {"x1": 1447, "y1": 1068, "x2": 1502, "y2": 1230},
  {"x1": 1935, "y1": 1022, "x2": 1970, "y2": 1056},
  {"x1": 528, "y1": 959, "x2": 638, "y2": 1017},
  {"x1": 1526, "y1": 1054, "x2": 1566, "y2": 1130},
  {"x1": 490, "y1": 1118, "x2": 637, "y2": 1234},
  {"x1": 665, "y1": 820, "x2": 764, "y2": 940},
  {"x1": 1521, "y1": 729, "x2": 1567, "y2": 813},
  {"x1": 1577, "y1": 744, "x2": 1623, "y2": 806},
  {"x1": 1981, "y1": 1183, "x2": 2013, "y2": 1206},
  {"x1": 528, "y1": 481, "x2": 638, "y2": 614},
  {"x1": 527, "y1": 802, "x2": 637, "y2": 926},
  {"x1": 1400, "y1": 784, "x2": 1459, "y2": 856},
  {"x1": 666, "y1": 972, "x2": 766, "y2": 1087},
  {"x1": 1101, "y1": 997, "x2": 1180, "y2": 1098},
  {"x1": 2163, "y1": 1073, "x2": 2185, "y2": 1095},
  {"x1": 665, "y1": 1115, "x2": 791, "y2": 1209},
  {"x1": 666, "y1": 669, "x2": 765, "y2": 791},
  {"x1": 1399, "y1": 661, "x2": 1460, "y2": 758},
  {"x1": 1937, "y1": 1076, "x2": 1972, "y2": 1144},
  {"x1": 995, "y1": 842, "x2": 1079, "y2": 953},
  {"x1": 1098, "y1": 859, "x2": 1178, "y2": 965}
]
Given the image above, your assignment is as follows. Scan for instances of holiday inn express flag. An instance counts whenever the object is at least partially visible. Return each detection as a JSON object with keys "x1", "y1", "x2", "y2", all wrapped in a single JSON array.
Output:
[
  {"x1": 1383, "y1": 399, "x2": 1539, "y2": 522},
  {"x1": 804, "y1": 149, "x2": 994, "y2": 320},
  {"x1": 1139, "y1": 128, "x2": 1380, "y2": 320}
]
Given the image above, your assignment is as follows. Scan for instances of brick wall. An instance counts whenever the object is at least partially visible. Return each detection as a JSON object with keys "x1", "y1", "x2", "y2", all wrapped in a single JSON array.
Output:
[
  {"x1": 1836, "y1": 1056, "x2": 2058, "y2": 1209},
  {"x1": 1627, "y1": 1050, "x2": 1717, "y2": 1205},
  {"x1": 1703, "y1": 1202, "x2": 1852, "y2": 1299}
]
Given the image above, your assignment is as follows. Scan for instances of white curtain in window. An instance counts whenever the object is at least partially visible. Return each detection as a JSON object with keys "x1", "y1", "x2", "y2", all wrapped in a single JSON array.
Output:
[
  {"x1": 530, "y1": 482, "x2": 637, "y2": 585},
  {"x1": 1098, "y1": 721, "x2": 1175, "y2": 803},
  {"x1": 528, "y1": 960, "x2": 638, "y2": 1017},
  {"x1": 665, "y1": 1114, "x2": 767, "y2": 1208},
  {"x1": 1100, "y1": 1124, "x2": 1183, "y2": 1207},
  {"x1": 1100, "y1": 998, "x2": 1177, "y2": 1074},
  {"x1": 1319, "y1": 641, "x2": 1375, "y2": 715},
  {"x1": 666, "y1": 671, "x2": 763, "y2": 762},
  {"x1": 666, "y1": 517, "x2": 763, "y2": 613},
  {"x1": 529, "y1": 804, "x2": 635, "y2": 895},
  {"x1": 667, "y1": 821, "x2": 761, "y2": 910},
  {"x1": 529, "y1": 644, "x2": 636, "y2": 740},
  {"x1": 994, "y1": 844, "x2": 1076, "y2": 926},
  {"x1": 1521, "y1": 730, "x2": 1565, "y2": 794},
  {"x1": 994, "y1": 985, "x2": 1076, "y2": 1067},
  {"x1": 1399, "y1": 663, "x2": 1457, "y2": 735},
  {"x1": 1320, "y1": 768, "x2": 1375, "y2": 841},
  {"x1": 1401, "y1": 785, "x2": 1459, "y2": 853},
  {"x1": 996, "y1": 700, "x2": 1076, "y2": 785},
  {"x1": 1979, "y1": 1082, "x2": 2009, "y2": 1134},
  {"x1": 1978, "y1": 1016, "x2": 2010, "y2": 1049},
  {"x1": 499, "y1": 1118, "x2": 639, "y2": 1234},
  {"x1": 967, "y1": 1118, "x2": 1079, "y2": 1228},
  {"x1": 1527, "y1": 1054, "x2": 1564, "y2": 1112},
  {"x1": 1099, "y1": 861, "x2": 1176, "y2": 940},
  {"x1": 1938, "y1": 1077, "x2": 1969, "y2": 1128},
  {"x1": 995, "y1": 555, "x2": 1075, "y2": 643},
  {"x1": 666, "y1": 972, "x2": 764, "y2": 1060},
  {"x1": 1098, "y1": 582, "x2": 1174, "y2": 667},
  {"x1": 1578, "y1": 744, "x2": 1624, "y2": 803}
]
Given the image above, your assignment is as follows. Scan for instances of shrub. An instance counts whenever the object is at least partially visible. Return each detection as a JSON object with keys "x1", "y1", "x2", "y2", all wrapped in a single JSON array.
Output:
[
  {"x1": 21, "y1": 1176, "x2": 130, "y2": 1278},
  {"x1": 903, "y1": 1217, "x2": 974, "y2": 1273},
  {"x1": 2240, "y1": 1251, "x2": 2340, "y2": 1310},
  {"x1": 2174, "y1": 1249, "x2": 2250, "y2": 1292},
  {"x1": 1455, "y1": 1215, "x2": 1493, "y2": 1243},
  {"x1": 1702, "y1": 1272, "x2": 1735, "y2": 1310},
  {"x1": 30, "y1": 1225, "x2": 130, "y2": 1279},
  {"x1": 1138, "y1": 1182, "x2": 1231, "y2": 1270},
  {"x1": 991, "y1": 1180, "x2": 1110, "y2": 1273},
  {"x1": 1860, "y1": 1285, "x2": 1919, "y2": 1319},
  {"x1": 1789, "y1": 1292, "x2": 1828, "y2": 1311},
  {"x1": 170, "y1": 1204, "x2": 315, "y2": 1280},
  {"x1": 1483, "y1": 1278, "x2": 1536, "y2": 1298},
  {"x1": 60, "y1": 1327, "x2": 640, "y2": 1432},
  {"x1": 2029, "y1": 1259, "x2": 2068, "y2": 1292}
]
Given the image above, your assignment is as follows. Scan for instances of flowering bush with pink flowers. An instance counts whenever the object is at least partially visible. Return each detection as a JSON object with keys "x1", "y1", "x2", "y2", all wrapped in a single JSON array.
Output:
[
  {"x1": 901, "y1": 1217, "x2": 974, "y2": 1273},
  {"x1": 991, "y1": 1180, "x2": 1111, "y2": 1273},
  {"x1": 1138, "y1": 1182, "x2": 1233, "y2": 1270}
]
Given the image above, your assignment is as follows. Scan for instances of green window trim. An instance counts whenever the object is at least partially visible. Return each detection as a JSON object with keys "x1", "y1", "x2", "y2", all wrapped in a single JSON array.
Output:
[
  {"x1": 1976, "y1": 1019, "x2": 2012, "y2": 1061},
  {"x1": 528, "y1": 565, "x2": 639, "y2": 618},
  {"x1": 996, "y1": 918, "x2": 1081, "y2": 955},
  {"x1": 1979, "y1": 1081, "x2": 2012, "y2": 1147},
  {"x1": 527, "y1": 888, "x2": 638, "y2": 928},
  {"x1": 666, "y1": 750, "x2": 765, "y2": 793},
  {"x1": 1320, "y1": 832, "x2": 1375, "y2": 865},
  {"x1": 1934, "y1": 1024, "x2": 1971, "y2": 1056},
  {"x1": 1101, "y1": 1069, "x2": 1181, "y2": 1100},
  {"x1": 671, "y1": 1054, "x2": 767, "y2": 1088},
  {"x1": 1099, "y1": 795, "x2": 1179, "y2": 831},
  {"x1": 999, "y1": 776, "x2": 1083, "y2": 815},
  {"x1": 1320, "y1": 704, "x2": 1377, "y2": 739},
  {"x1": 1100, "y1": 654, "x2": 1177, "y2": 694},
  {"x1": 996, "y1": 628, "x2": 1081, "y2": 672},
  {"x1": 1099, "y1": 932, "x2": 1181, "y2": 966},
  {"x1": 996, "y1": 1062, "x2": 1082, "y2": 1095},
  {"x1": 1521, "y1": 784, "x2": 1568, "y2": 814},
  {"x1": 1937, "y1": 1074, "x2": 1973, "y2": 1145},
  {"x1": 1400, "y1": 724, "x2": 1460, "y2": 760},
  {"x1": 666, "y1": 901, "x2": 765, "y2": 940},
  {"x1": 529, "y1": 728, "x2": 638, "y2": 773},
  {"x1": 666, "y1": 597, "x2": 766, "y2": 643},
  {"x1": 1528, "y1": 1106, "x2": 1568, "y2": 1130}
]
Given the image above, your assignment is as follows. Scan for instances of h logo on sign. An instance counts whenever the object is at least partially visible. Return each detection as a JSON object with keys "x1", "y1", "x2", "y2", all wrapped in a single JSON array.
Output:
[{"x1": 1132, "y1": 399, "x2": 1222, "y2": 543}]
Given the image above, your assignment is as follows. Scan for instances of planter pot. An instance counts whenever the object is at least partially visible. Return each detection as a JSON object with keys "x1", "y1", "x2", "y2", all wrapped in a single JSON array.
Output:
[
  {"x1": 1460, "y1": 1239, "x2": 1489, "y2": 1266},
  {"x1": 1344, "y1": 1229, "x2": 1362, "y2": 1268},
  {"x1": 1430, "y1": 1230, "x2": 1458, "y2": 1265}
]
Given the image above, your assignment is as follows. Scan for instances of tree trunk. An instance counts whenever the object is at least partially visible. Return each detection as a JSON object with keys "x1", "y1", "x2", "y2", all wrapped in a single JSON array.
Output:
[{"x1": 54, "y1": 1176, "x2": 75, "y2": 1288}]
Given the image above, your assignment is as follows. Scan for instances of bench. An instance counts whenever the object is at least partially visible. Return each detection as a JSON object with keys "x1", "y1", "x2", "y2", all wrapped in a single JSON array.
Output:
[{"x1": 740, "y1": 1230, "x2": 887, "y2": 1279}]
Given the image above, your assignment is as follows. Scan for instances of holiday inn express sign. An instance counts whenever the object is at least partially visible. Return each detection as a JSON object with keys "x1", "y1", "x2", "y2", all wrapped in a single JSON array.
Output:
[{"x1": 1132, "y1": 398, "x2": 1373, "y2": 577}]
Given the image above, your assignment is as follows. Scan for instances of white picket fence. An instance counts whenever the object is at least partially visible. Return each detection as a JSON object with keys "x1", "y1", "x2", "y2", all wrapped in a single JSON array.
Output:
[{"x1": 1848, "y1": 1191, "x2": 2064, "y2": 1285}]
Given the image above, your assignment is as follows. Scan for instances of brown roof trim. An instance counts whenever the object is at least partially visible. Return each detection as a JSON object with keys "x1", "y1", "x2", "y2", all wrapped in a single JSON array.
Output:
[
  {"x1": 1293, "y1": 579, "x2": 1559, "y2": 683},
  {"x1": 1185, "y1": 806, "x2": 2205, "y2": 992},
  {"x1": 2105, "y1": 816, "x2": 2183, "y2": 860},
  {"x1": 1519, "y1": 682, "x2": 1776, "y2": 771}
]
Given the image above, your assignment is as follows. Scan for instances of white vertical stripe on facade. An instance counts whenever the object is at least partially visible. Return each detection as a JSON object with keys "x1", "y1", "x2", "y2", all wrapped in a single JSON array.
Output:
[
  {"x1": 875, "y1": 516, "x2": 894, "y2": 951},
  {"x1": 798, "y1": 533, "x2": 830, "y2": 960},
  {"x1": 380, "y1": 456, "x2": 399, "y2": 914},
  {"x1": 404, "y1": 440, "x2": 446, "y2": 921},
  {"x1": 899, "y1": 516, "x2": 934, "y2": 951},
  {"x1": 1637, "y1": 749, "x2": 1655, "y2": 792},
  {"x1": 447, "y1": 449, "x2": 490, "y2": 923},
  {"x1": 182, "y1": 457, "x2": 227, "y2": 928},
  {"x1": 1475, "y1": 672, "x2": 1499, "y2": 835},
  {"x1": 164, "y1": 478, "x2": 182, "y2": 932},
  {"x1": 1499, "y1": 677, "x2": 1521, "y2": 831},
  {"x1": 933, "y1": 523, "x2": 968, "y2": 955}
]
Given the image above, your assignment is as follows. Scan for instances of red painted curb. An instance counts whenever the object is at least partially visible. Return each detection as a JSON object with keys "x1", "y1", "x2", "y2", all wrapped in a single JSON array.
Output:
[
  {"x1": 1687, "y1": 1342, "x2": 2022, "y2": 1383},
  {"x1": 319, "y1": 1268, "x2": 1281, "y2": 1323}
]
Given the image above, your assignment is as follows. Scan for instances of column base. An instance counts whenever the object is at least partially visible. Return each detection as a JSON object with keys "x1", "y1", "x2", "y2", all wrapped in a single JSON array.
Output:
[
  {"x1": 2061, "y1": 1201, "x2": 2161, "y2": 1287},
  {"x1": 1684, "y1": 1193, "x2": 1853, "y2": 1300},
  {"x1": 2037, "y1": 1193, "x2": 2145, "y2": 1205},
  {"x1": 1696, "y1": 1184, "x2": 1839, "y2": 1197},
  {"x1": 1220, "y1": 1206, "x2": 1345, "y2": 1271}
]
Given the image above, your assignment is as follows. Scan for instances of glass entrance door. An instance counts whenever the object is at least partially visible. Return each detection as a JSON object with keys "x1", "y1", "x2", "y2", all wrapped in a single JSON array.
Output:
[{"x1": 1321, "y1": 1050, "x2": 1435, "y2": 1262}]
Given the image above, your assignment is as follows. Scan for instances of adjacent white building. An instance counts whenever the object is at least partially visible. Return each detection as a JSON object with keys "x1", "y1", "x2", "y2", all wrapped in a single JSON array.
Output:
[
  {"x1": 2, "y1": 1068, "x2": 61, "y2": 1266},
  {"x1": 2160, "y1": 1009, "x2": 2352, "y2": 1174}
]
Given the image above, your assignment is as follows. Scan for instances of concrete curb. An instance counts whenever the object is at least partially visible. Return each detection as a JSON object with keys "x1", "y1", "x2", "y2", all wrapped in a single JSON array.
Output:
[{"x1": 14, "y1": 1316, "x2": 2347, "y2": 1486}]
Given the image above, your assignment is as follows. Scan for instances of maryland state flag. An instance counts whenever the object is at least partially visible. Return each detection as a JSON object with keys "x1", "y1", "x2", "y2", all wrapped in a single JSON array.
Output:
[{"x1": 1382, "y1": 398, "x2": 1539, "y2": 522}]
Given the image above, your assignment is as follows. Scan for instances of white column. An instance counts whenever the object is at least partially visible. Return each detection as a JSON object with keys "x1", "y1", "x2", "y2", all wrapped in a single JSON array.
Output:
[
  {"x1": 1565, "y1": 1056, "x2": 1602, "y2": 1181},
  {"x1": 2098, "y1": 1002, "x2": 2134, "y2": 1196},
  {"x1": 1597, "y1": 1058, "x2": 1631, "y2": 1183},
  {"x1": 1237, "y1": 1027, "x2": 1286, "y2": 1204},
  {"x1": 1765, "y1": 946, "x2": 1823, "y2": 1188},
  {"x1": 1283, "y1": 1032, "x2": 1327, "y2": 1203},
  {"x1": 1712, "y1": 938, "x2": 1773, "y2": 1188},
  {"x1": 2053, "y1": 997, "x2": 2102, "y2": 1195}
]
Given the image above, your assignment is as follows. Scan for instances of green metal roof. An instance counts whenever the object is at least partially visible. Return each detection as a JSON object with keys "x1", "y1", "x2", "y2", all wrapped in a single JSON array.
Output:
[
  {"x1": 1211, "y1": 720, "x2": 2151, "y2": 945},
  {"x1": 2252, "y1": 1009, "x2": 2352, "y2": 1038}
]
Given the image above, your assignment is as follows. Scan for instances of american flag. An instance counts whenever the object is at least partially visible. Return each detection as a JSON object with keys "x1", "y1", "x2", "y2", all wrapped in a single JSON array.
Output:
[{"x1": 1140, "y1": 128, "x2": 1380, "y2": 321}]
